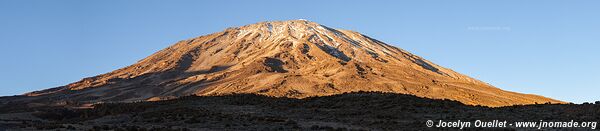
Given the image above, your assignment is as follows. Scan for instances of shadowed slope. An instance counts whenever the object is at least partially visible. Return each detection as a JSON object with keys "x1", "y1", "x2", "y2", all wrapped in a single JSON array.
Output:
[{"x1": 0, "y1": 92, "x2": 594, "y2": 130}]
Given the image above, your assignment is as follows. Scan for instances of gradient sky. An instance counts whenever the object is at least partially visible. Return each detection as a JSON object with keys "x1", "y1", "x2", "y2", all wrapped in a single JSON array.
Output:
[{"x1": 1, "y1": 0, "x2": 598, "y2": 103}]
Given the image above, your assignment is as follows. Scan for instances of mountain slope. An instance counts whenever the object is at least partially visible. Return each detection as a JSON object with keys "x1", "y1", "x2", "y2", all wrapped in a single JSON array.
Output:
[
  {"x1": 5, "y1": 92, "x2": 595, "y2": 130},
  {"x1": 21, "y1": 20, "x2": 561, "y2": 107}
]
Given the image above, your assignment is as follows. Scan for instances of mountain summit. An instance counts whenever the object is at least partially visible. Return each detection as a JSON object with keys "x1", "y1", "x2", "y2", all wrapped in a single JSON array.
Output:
[{"x1": 20, "y1": 20, "x2": 561, "y2": 107}]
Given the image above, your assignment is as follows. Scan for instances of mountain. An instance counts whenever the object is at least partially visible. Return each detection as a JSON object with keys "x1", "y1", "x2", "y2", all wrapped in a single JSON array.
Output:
[{"x1": 16, "y1": 20, "x2": 561, "y2": 107}]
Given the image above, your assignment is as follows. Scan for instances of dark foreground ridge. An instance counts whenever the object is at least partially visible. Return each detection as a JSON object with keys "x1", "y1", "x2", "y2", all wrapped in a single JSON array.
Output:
[{"x1": 0, "y1": 92, "x2": 597, "y2": 130}]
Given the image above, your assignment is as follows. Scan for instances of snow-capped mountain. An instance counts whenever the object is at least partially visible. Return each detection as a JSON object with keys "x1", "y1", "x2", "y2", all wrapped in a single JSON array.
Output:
[{"x1": 19, "y1": 20, "x2": 561, "y2": 107}]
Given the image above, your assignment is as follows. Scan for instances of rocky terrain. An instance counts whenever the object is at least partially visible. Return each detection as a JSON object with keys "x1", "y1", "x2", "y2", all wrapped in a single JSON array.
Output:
[
  {"x1": 0, "y1": 92, "x2": 596, "y2": 130},
  {"x1": 3, "y1": 20, "x2": 561, "y2": 107}
]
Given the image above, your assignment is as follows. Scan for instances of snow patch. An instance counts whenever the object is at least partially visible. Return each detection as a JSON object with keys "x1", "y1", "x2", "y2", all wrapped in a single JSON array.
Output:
[
  {"x1": 266, "y1": 23, "x2": 273, "y2": 32},
  {"x1": 237, "y1": 29, "x2": 253, "y2": 38}
]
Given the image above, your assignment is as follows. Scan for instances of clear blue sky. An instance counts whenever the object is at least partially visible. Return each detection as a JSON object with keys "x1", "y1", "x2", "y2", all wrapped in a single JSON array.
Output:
[{"x1": 1, "y1": 0, "x2": 598, "y2": 103}]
